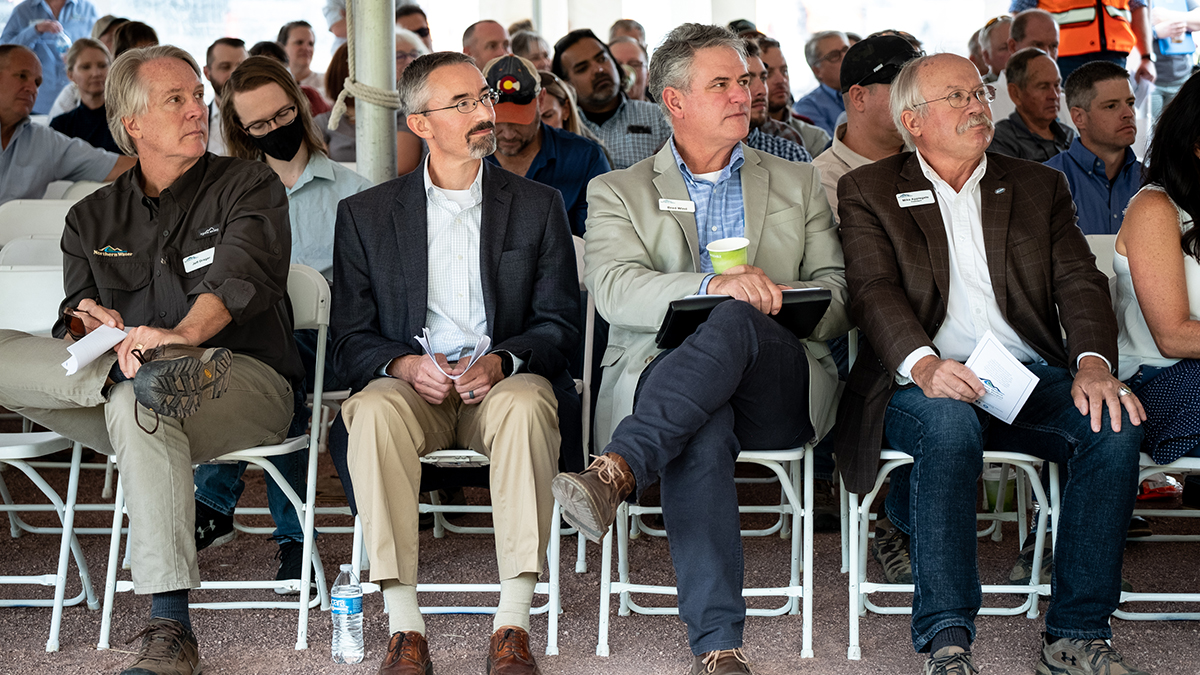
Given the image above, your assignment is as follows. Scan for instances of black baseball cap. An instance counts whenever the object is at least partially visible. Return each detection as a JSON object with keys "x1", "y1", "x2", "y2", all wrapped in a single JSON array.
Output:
[{"x1": 839, "y1": 34, "x2": 922, "y2": 94}]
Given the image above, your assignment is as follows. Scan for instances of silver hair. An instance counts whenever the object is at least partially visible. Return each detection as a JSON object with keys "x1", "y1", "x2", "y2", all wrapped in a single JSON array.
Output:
[
  {"x1": 395, "y1": 27, "x2": 431, "y2": 56},
  {"x1": 979, "y1": 15, "x2": 1013, "y2": 57},
  {"x1": 106, "y1": 45, "x2": 201, "y2": 156},
  {"x1": 397, "y1": 51, "x2": 475, "y2": 116},
  {"x1": 1005, "y1": 47, "x2": 1051, "y2": 89},
  {"x1": 648, "y1": 23, "x2": 747, "y2": 125},
  {"x1": 889, "y1": 54, "x2": 935, "y2": 149},
  {"x1": 804, "y1": 30, "x2": 847, "y2": 68}
]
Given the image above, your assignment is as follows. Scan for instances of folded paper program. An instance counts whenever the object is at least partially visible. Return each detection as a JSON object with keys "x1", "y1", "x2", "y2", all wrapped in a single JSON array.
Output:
[{"x1": 413, "y1": 328, "x2": 492, "y2": 381}]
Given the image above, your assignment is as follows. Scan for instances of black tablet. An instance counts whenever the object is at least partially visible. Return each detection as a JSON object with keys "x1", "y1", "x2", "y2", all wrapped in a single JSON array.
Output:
[{"x1": 654, "y1": 287, "x2": 833, "y2": 349}]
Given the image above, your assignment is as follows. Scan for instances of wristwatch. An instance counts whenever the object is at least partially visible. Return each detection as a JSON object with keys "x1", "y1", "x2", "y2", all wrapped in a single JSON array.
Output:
[
  {"x1": 498, "y1": 351, "x2": 515, "y2": 377},
  {"x1": 1141, "y1": 52, "x2": 1155, "y2": 62}
]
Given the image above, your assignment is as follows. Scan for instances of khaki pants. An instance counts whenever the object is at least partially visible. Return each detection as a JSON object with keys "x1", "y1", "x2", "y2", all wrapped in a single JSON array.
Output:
[
  {"x1": 0, "y1": 330, "x2": 293, "y2": 593},
  {"x1": 341, "y1": 374, "x2": 560, "y2": 585}
]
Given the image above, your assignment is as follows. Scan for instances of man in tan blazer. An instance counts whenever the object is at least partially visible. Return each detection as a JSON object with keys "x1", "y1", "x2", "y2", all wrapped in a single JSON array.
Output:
[
  {"x1": 550, "y1": 24, "x2": 850, "y2": 675},
  {"x1": 835, "y1": 53, "x2": 1147, "y2": 675}
]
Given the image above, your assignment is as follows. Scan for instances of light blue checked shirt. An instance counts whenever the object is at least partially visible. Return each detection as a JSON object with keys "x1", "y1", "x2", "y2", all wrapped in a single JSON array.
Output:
[{"x1": 668, "y1": 138, "x2": 746, "y2": 293}]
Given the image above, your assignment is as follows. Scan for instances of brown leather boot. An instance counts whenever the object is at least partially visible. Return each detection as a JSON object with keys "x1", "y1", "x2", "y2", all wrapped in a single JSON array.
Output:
[
  {"x1": 132, "y1": 344, "x2": 232, "y2": 418},
  {"x1": 378, "y1": 631, "x2": 433, "y2": 674},
  {"x1": 550, "y1": 453, "x2": 635, "y2": 543},
  {"x1": 119, "y1": 618, "x2": 200, "y2": 675},
  {"x1": 486, "y1": 626, "x2": 540, "y2": 675},
  {"x1": 690, "y1": 648, "x2": 753, "y2": 674}
]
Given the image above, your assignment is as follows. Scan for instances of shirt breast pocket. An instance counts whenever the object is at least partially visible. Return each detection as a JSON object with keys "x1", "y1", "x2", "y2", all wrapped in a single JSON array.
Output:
[{"x1": 94, "y1": 259, "x2": 152, "y2": 313}]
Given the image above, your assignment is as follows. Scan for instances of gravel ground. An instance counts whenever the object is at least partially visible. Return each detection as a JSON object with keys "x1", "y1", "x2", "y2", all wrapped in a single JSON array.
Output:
[{"x1": 1, "y1": 448, "x2": 1199, "y2": 675}]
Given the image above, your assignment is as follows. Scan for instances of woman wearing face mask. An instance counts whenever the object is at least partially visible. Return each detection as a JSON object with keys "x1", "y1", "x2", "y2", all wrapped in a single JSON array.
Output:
[
  {"x1": 204, "y1": 57, "x2": 371, "y2": 582},
  {"x1": 50, "y1": 38, "x2": 119, "y2": 153}
]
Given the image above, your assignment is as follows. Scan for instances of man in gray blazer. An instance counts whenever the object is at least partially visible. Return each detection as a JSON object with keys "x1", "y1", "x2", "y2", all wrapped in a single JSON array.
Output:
[
  {"x1": 331, "y1": 52, "x2": 580, "y2": 675},
  {"x1": 551, "y1": 25, "x2": 850, "y2": 675}
]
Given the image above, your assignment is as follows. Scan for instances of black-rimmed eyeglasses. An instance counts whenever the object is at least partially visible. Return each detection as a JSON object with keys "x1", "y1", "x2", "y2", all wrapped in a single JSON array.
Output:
[
  {"x1": 243, "y1": 105, "x2": 297, "y2": 137},
  {"x1": 416, "y1": 90, "x2": 500, "y2": 116}
]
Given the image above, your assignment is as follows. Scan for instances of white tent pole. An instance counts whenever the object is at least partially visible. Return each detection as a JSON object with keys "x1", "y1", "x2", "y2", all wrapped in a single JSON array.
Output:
[{"x1": 353, "y1": 0, "x2": 398, "y2": 185}]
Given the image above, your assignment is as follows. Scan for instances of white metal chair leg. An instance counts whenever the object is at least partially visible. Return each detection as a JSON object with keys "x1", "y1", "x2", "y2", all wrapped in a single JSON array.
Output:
[
  {"x1": 575, "y1": 531, "x2": 587, "y2": 573},
  {"x1": 800, "y1": 448, "x2": 814, "y2": 657},
  {"x1": 545, "y1": 502, "x2": 562, "y2": 656},
  {"x1": 597, "y1": 523, "x2": 614, "y2": 656},
  {"x1": 98, "y1": 475, "x2": 125, "y2": 650},
  {"x1": 102, "y1": 457, "x2": 115, "y2": 499},
  {"x1": 0, "y1": 469, "x2": 22, "y2": 539},
  {"x1": 44, "y1": 444, "x2": 84, "y2": 651},
  {"x1": 847, "y1": 490, "x2": 861, "y2": 660},
  {"x1": 616, "y1": 502, "x2": 631, "y2": 617},
  {"x1": 839, "y1": 473, "x2": 849, "y2": 574}
]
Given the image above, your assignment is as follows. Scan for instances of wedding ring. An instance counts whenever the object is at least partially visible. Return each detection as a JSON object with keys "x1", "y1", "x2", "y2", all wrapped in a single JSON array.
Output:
[
  {"x1": 468, "y1": 390, "x2": 475, "y2": 400},
  {"x1": 134, "y1": 343, "x2": 145, "y2": 350},
  {"x1": 1118, "y1": 387, "x2": 1132, "y2": 397}
]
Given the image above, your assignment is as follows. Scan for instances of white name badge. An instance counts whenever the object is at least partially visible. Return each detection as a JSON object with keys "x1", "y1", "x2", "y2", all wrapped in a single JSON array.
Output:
[
  {"x1": 896, "y1": 190, "x2": 936, "y2": 208},
  {"x1": 183, "y1": 247, "x2": 215, "y2": 273},
  {"x1": 658, "y1": 198, "x2": 696, "y2": 213}
]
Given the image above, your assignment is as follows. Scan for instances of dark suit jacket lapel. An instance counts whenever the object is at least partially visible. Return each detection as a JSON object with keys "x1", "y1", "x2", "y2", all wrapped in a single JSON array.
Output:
[
  {"x1": 980, "y1": 159, "x2": 1012, "y2": 312},
  {"x1": 740, "y1": 147, "x2": 768, "y2": 265},
  {"x1": 898, "y1": 154, "x2": 952, "y2": 303},
  {"x1": 652, "y1": 146, "x2": 701, "y2": 272},
  {"x1": 393, "y1": 170, "x2": 429, "y2": 340},
  {"x1": 480, "y1": 163, "x2": 511, "y2": 335}
]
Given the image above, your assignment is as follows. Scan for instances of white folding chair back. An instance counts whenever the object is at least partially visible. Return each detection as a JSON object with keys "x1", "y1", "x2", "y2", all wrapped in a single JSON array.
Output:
[
  {"x1": 0, "y1": 235, "x2": 62, "y2": 266},
  {"x1": 99, "y1": 265, "x2": 332, "y2": 651},
  {"x1": 61, "y1": 181, "x2": 109, "y2": 202},
  {"x1": 0, "y1": 200, "x2": 74, "y2": 247},
  {"x1": 1086, "y1": 234, "x2": 1118, "y2": 279},
  {"x1": 0, "y1": 266, "x2": 63, "y2": 335}
]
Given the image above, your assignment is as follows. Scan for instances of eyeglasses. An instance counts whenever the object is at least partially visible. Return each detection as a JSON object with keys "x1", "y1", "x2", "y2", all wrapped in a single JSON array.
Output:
[
  {"x1": 396, "y1": 50, "x2": 422, "y2": 63},
  {"x1": 243, "y1": 105, "x2": 297, "y2": 137},
  {"x1": 984, "y1": 15, "x2": 1013, "y2": 28},
  {"x1": 416, "y1": 90, "x2": 500, "y2": 116},
  {"x1": 62, "y1": 306, "x2": 87, "y2": 340},
  {"x1": 915, "y1": 85, "x2": 996, "y2": 109},
  {"x1": 818, "y1": 45, "x2": 849, "y2": 66}
]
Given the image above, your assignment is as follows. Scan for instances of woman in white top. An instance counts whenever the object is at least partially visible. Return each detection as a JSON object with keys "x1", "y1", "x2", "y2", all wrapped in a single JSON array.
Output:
[{"x1": 1113, "y1": 71, "x2": 1200, "y2": 466}]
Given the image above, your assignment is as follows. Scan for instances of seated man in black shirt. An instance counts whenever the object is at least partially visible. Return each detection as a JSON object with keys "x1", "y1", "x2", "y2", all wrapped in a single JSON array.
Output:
[{"x1": 0, "y1": 45, "x2": 302, "y2": 675}]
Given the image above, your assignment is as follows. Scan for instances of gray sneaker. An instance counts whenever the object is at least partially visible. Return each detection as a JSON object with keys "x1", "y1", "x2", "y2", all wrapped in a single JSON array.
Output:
[
  {"x1": 871, "y1": 518, "x2": 913, "y2": 584},
  {"x1": 924, "y1": 646, "x2": 978, "y2": 675},
  {"x1": 1036, "y1": 637, "x2": 1148, "y2": 675},
  {"x1": 1009, "y1": 540, "x2": 1053, "y2": 585}
]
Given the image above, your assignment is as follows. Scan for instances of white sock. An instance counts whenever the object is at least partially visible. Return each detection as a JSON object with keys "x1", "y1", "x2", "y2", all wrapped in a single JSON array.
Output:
[
  {"x1": 380, "y1": 579, "x2": 424, "y2": 636},
  {"x1": 493, "y1": 572, "x2": 537, "y2": 633}
]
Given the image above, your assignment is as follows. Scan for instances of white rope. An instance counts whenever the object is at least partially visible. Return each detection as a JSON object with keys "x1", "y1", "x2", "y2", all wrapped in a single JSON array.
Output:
[{"x1": 327, "y1": 0, "x2": 401, "y2": 131}]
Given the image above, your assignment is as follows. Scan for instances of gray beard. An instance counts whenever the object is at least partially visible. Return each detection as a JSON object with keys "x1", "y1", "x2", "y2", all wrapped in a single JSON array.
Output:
[{"x1": 468, "y1": 133, "x2": 497, "y2": 159}]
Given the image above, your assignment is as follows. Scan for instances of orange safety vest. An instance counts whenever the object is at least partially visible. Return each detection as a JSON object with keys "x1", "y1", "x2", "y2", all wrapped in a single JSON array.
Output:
[{"x1": 1041, "y1": 0, "x2": 1137, "y2": 56}]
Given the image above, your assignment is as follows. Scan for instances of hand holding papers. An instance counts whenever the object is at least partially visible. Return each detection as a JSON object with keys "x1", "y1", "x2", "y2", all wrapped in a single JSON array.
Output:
[
  {"x1": 963, "y1": 330, "x2": 1040, "y2": 424},
  {"x1": 413, "y1": 328, "x2": 491, "y2": 381},
  {"x1": 62, "y1": 325, "x2": 128, "y2": 375}
]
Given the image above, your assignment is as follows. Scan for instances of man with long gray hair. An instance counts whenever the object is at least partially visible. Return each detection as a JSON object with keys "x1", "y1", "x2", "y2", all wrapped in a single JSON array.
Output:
[
  {"x1": 835, "y1": 52, "x2": 1147, "y2": 675},
  {"x1": 0, "y1": 44, "x2": 303, "y2": 675},
  {"x1": 334, "y1": 51, "x2": 580, "y2": 675},
  {"x1": 552, "y1": 23, "x2": 850, "y2": 674}
]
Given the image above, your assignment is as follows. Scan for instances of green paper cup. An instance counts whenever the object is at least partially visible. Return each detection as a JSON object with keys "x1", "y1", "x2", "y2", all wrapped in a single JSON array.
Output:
[{"x1": 706, "y1": 237, "x2": 749, "y2": 274}]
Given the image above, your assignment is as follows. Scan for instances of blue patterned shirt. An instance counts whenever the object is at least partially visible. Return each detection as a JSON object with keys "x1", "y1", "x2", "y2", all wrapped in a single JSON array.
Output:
[
  {"x1": 745, "y1": 127, "x2": 812, "y2": 163},
  {"x1": 580, "y1": 96, "x2": 672, "y2": 170},
  {"x1": 1044, "y1": 138, "x2": 1142, "y2": 235},
  {"x1": 668, "y1": 137, "x2": 746, "y2": 293}
]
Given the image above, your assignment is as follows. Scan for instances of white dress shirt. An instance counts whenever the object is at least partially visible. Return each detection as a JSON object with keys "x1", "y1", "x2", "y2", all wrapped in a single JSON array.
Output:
[
  {"x1": 207, "y1": 99, "x2": 226, "y2": 156},
  {"x1": 423, "y1": 159, "x2": 487, "y2": 361}
]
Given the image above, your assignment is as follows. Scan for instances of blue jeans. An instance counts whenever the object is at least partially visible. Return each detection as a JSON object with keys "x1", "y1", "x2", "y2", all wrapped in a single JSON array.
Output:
[
  {"x1": 608, "y1": 301, "x2": 815, "y2": 654},
  {"x1": 881, "y1": 364, "x2": 1140, "y2": 652}
]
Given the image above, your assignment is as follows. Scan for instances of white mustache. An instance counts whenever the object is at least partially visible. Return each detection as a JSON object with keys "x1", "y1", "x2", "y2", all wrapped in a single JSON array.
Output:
[{"x1": 957, "y1": 114, "x2": 994, "y2": 135}]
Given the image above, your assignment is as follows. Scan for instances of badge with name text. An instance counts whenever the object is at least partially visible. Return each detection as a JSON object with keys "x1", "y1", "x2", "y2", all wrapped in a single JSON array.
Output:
[
  {"x1": 183, "y1": 247, "x2": 215, "y2": 273},
  {"x1": 896, "y1": 190, "x2": 935, "y2": 208},
  {"x1": 659, "y1": 198, "x2": 696, "y2": 213}
]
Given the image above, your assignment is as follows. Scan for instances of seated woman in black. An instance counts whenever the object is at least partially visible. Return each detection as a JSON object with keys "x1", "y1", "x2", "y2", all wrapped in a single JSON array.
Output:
[{"x1": 50, "y1": 38, "x2": 119, "y2": 154}]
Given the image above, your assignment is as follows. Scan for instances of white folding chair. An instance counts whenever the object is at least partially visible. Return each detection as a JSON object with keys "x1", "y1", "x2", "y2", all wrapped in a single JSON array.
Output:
[
  {"x1": 595, "y1": 442, "x2": 816, "y2": 657},
  {"x1": 0, "y1": 235, "x2": 62, "y2": 266},
  {"x1": 0, "y1": 200, "x2": 74, "y2": 247},
  {"x1": 61, "y1": 181, "x2": 109, "y2": 202},
  {"x1": 1086, "y1": 234, "x2": 1118, "y2": 279},
  {"x1": 98, "y1": 265, "x2": 332, "y2": 651}
]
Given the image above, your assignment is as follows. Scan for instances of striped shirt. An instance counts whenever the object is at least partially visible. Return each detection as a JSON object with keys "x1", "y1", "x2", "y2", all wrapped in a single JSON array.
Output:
[
  {"x1": 745, "y1": 127, "x2": 812, "y2": 163},
  {"x1": 668, "y1": 138, "x2": 746, "y2": 274}
]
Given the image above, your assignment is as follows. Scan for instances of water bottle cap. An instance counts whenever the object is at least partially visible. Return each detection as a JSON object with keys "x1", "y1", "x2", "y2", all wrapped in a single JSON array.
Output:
[{"x1": 340, "y1": 563, "x2": 353, "y2": 572}]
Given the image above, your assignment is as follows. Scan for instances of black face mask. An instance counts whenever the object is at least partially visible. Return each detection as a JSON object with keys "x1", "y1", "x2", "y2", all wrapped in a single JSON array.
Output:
[{"x1": 249, "y1": 117, "x2": 305, "y2": 161}]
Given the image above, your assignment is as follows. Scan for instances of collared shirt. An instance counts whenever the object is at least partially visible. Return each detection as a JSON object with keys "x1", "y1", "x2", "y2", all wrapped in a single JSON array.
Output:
[
  {"x1": 1, "y1": 0, "x2": 98, "y2": 115},
  {"x1": 57, "y1": 153, "x2": 303, "y2": 381},
  {"x1": 422, "y1": 158, "x2": 487, "y2": 360},
  {"x1": 989, "y1": 72, "x2": 1074, "y2": 130},
  {"x1": 812, "y1": 122, "x2": 875, "y2": 218},
  {"x1": 286, "y1": 152, "x2": 373, "y2": 280},
  {"x1": 668, "y1": 137, "x2": 746, "y2": 277},
  {"x1": 580, "y1": 95, "x2": 672, "y2": 170},
  {"x1": 1044, "y1": 138, "x2": 1141, "y2": 235},
  {"x1": 207, "y1": 100, "x2": 226, "y2": 156},
  {"x1": 786, "y1": 116, "x2": 832, "y2": 156},
  {"x1": 896, "y1": 152, "x2": 1044, "y2": 382},
  {"x1": 745, "y1": 127, "x2": 812, "y2": 163},
  {"x1": 791, "y1": 83, "x2": 845, "y2": 138},
  {"x1": 760, "y1": 116, "x2": 807, "y2": 148},
  {"x1": 49, "y1": 102, "x2": 119, "y2": 153},
  {"x1": 0, "y1": 117, "x2": 117, "y2": 205},
  {"x1": 485, "y1": 123, "x2": 611, "y2": 236},
  {"x1": 988, "y1": 111, "x2": 1076, "y2": 163}
]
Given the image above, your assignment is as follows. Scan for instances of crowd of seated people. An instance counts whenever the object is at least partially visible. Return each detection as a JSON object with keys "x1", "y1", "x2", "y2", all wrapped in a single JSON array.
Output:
[{"x1": 3, "y1": 2, "x2": 1200, "y2": 674}]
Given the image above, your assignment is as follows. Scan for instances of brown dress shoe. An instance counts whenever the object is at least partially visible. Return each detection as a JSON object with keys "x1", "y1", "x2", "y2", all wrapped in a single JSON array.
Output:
[
  {"x1": 119, "y1": 618, "x2": 201, "y2": 675},
  {"x1": 551, "y1": 453, "x2": 635, "y2": 542},
  {"x1": 690, "y1": 648, "x2": 753, "y2": 674},
  {"x1": 379, "y1": 631, "x2": 433, "y2": 674},
  {"x1": 486, "y1": 626, "x2": 540, "y2": 674}
]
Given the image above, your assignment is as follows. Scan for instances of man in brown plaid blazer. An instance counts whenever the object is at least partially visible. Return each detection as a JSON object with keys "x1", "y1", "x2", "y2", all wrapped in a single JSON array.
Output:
[{"x1": 835, "y1": 53, "x2": 1149, "y2": 675}]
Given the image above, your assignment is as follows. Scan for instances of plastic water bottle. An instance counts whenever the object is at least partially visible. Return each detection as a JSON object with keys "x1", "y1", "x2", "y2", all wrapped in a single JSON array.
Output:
[{"x1": 331, "y1": 564, "x2": 364, "y2": 664}]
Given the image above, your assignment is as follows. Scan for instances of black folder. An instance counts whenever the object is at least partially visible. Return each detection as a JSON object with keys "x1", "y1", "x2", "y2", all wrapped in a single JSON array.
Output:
[{"x1": 654, "y1": 287, "x2": 833, "y2": 349}]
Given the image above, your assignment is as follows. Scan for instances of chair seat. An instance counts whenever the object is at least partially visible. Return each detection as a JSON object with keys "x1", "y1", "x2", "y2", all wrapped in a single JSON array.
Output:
[
  {"x1": 420, "y1": 449, "x2": 489, "y2": 467},
  {"x1": 215, "y1": 436, "x2": 308, "y2": 461},
  {"x1": 0, "y1": 432, "x2": 72, "y2": 460}
]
